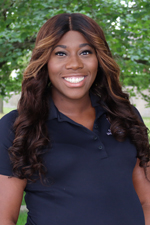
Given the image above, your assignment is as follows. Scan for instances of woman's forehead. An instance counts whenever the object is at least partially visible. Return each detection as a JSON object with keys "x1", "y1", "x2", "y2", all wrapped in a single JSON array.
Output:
[{"x1": 55, "y1": 31, "x2": 90, "y2": 48}]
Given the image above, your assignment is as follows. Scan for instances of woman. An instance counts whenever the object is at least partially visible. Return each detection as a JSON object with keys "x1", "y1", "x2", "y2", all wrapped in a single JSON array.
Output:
[{"x1": 0, "y1": 13, "x2": 150, "y2": 225}]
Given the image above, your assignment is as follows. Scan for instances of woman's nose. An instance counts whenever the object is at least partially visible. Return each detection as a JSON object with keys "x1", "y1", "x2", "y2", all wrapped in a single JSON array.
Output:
[{"x1": 65, "y1": 55, "x2": 84, "y2": 70}]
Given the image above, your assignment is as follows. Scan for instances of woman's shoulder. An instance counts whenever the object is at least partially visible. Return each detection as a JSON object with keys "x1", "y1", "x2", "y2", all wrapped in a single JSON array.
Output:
[
  {"x1": 0, "y1": 110, "x2": 18, "y2": 123},
  {"x1": 131, "y1": 105, "x2": 143, "y2": 122},
  {"x1": 0, "y1": 110, "x2": 18, "y2": 133},
  {"x1": 0, "y1": 110, "x2": 18, "y2": 176}
]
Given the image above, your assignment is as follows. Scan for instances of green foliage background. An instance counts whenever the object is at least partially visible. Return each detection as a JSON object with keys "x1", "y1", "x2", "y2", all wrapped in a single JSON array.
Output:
[{"x1": 0, "y1": 0, "x2": 150, "y2": 104}]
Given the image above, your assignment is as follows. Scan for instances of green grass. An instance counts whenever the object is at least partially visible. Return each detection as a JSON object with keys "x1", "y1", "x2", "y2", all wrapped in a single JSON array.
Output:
[
  {"x1": 17, "y1": 193, "x2": 27, "y2": 225},
  {"x1": 17, "y1": 212, "x2": 27, "y2": 225},
  {"x1": 22, "y1": 192, "x2": 26, "y2": 205}
]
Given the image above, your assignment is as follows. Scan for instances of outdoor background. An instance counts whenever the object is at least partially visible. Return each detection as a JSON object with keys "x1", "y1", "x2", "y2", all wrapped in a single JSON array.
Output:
[
  {"x1": 0, "y1": 0, "x2": 150, "y2": 224},
  {"x1": 0, "y1": 0, "x2": 150, "y2": 116}
]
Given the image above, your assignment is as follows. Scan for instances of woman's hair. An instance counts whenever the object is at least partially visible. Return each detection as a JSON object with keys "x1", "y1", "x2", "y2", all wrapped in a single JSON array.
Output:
[{"x1": 9, "y1": 13, "x2": 150, "y2": 182}]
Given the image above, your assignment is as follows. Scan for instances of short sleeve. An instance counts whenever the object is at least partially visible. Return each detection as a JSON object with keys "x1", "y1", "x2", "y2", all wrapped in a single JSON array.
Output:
[{"x1": 0, "y1": 110, "x2": 18, "y2": 176}]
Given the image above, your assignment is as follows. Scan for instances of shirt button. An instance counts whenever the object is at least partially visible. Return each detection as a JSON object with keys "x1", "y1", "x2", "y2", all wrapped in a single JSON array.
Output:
[
  {"x1": 94, "y1": 124, "x2": 98, "y2": 129},
  {"x1": 93, "y1": 136, "x2": 98, "y2": 140},
  {"x1": 98, "y1": 146, "x2": 103, "y2": 149}
]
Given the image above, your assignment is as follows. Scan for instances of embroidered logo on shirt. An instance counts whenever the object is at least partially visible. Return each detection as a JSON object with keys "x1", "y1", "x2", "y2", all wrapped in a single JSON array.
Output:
[
  {"x1": 105, "y1": 116, "x2": 112, "y2": 135},
  {"x1": 106, "y1": 129, "x2": 112, "y2": 135}
]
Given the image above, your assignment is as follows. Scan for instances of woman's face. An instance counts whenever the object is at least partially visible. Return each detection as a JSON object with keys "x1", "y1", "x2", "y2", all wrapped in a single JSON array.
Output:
[{"x1": 48, "y1": 31, "x2": 98, "y2": 101}]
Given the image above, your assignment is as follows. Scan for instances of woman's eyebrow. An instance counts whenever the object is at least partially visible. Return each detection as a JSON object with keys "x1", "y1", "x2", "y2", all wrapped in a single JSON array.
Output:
[
  {"x1": 53, "y1": 43, "x2": 93, "y2": 50},
  {"x1": 53, "y1": 45, "x2": 67, "y2": 50},
  {"x1": 79, "y1": 43, "x2": 93, "y2": 48}
]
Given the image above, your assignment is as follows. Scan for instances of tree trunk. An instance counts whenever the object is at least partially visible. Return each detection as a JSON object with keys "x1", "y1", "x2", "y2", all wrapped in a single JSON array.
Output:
[{"x1": 0, "y1": 98, "x2": 3, "y2": 113}]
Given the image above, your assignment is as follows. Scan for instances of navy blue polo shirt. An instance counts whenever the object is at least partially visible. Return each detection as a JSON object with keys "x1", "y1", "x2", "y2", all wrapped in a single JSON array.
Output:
[{"x1": 0, "y1": 94, "x2": 145, "y2": 225}]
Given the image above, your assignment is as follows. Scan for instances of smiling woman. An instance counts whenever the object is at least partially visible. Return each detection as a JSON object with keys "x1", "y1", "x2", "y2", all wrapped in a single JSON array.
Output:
[
  {"x1": 0, "y1": 13, "x2": 150, "y2": 225},
  {"x1": 48, "y1": 30, "x2": 98, "y2": 104}
]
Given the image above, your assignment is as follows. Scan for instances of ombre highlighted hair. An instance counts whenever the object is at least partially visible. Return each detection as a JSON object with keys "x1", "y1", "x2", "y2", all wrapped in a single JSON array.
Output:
[{"x1": 9, "y1": 13, "x2": 149, "y2": 182}]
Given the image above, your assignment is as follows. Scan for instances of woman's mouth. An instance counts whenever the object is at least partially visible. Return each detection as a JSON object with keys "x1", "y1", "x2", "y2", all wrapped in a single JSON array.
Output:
[{"x1": 63, "y1": 76, "x2": 85, "y2": 84}]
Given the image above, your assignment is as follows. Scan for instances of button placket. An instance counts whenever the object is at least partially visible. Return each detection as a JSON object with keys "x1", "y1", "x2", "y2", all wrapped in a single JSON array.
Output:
[
  {"x1": 93, "y1": 136, "x2": 98, "y2": 140},
  {"x1": 92, "y1": 132, "x2": 103, "y2": 151},
  {"x1": 92, "y1": 121, "x2": 107, "y2": 158}
]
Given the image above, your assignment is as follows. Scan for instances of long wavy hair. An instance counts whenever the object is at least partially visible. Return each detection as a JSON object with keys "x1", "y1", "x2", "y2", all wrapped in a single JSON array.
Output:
[{"x1": 9, "y1": 13, "x2": 150, "y2": 182}]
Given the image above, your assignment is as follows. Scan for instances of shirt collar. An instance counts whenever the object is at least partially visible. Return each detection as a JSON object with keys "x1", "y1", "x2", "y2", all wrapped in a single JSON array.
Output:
[
  {"x1": 48, "y1": 97, "x2": 59, "y2": 120},
  {"x1": 48, "y1": 93, "x2": 106, "y2": 121},
  {"x1": 90, "y1": 92, "x2": 106, "y2": 119}
]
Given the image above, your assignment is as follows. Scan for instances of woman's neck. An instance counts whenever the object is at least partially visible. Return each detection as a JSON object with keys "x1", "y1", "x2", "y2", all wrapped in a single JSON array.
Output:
[{"x1": 52, "y1": 92, "x2": 92, "y2": 117}]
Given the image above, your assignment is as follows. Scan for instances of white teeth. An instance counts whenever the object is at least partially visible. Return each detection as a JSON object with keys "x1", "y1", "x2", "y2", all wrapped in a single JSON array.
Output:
[{"x1": 64, "y1": 77, "x2": 84, "y2": 83}]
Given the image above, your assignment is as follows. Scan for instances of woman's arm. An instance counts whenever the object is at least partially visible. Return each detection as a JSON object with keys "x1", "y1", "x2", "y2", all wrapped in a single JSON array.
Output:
[
  {"x1": 0, "y1": 175, "x2": 27, "y2": 225},
  {"x1": 133, "y1": 158, "x2": 150, "y2": 225}
]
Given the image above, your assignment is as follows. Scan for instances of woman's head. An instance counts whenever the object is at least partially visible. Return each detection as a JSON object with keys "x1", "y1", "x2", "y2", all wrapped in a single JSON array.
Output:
[
  {"x1": 47, "y1": 30, "x2": 99, "y2": 102},
  {"x1": 24, "y1": 13, "x2": 121, "y2": 100}
]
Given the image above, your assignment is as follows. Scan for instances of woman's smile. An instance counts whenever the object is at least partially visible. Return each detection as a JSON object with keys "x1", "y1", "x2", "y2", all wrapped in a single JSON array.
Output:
[
  {"x1": 63, "y1": 76, "x2": 85, "y2": 84},
  {"x1": 62, "y1": 75, "x2": 87, "y2": 88}
]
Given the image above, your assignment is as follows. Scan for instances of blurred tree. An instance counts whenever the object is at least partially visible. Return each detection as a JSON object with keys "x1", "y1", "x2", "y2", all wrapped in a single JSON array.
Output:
[{"x1": 0, "y1": 0, "x2": 150, "y2": 112}]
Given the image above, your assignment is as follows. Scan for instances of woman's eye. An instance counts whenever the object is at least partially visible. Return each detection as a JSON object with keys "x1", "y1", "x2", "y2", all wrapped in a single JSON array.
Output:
[
  {"x1": 55, "y1": 52, "x2": 66, "y2": 56},
  {"x1": 81, "y1": 50, "x2": 92, "y2": 55}
]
